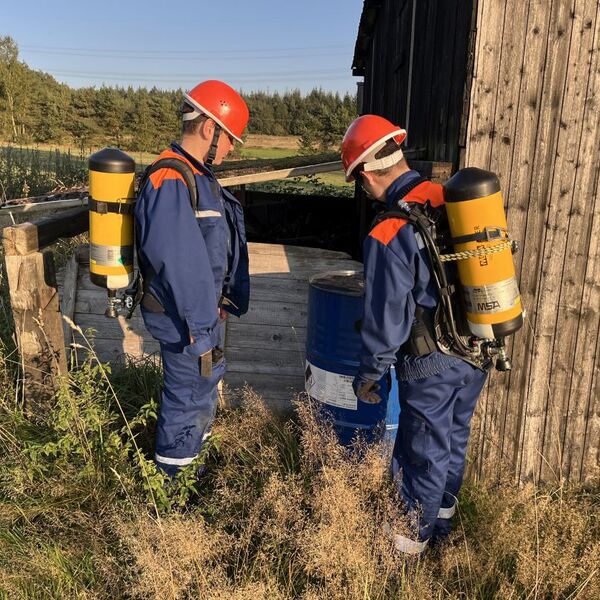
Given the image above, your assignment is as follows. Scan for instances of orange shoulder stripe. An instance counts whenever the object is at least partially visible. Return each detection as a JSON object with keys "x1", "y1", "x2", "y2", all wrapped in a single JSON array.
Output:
[
  {"x1": 369, "y1": 218, "x2": 407, "y2": 245},
  {"x1": 148, "y1": 150, "x2": 202, "y2": 190},
  {"x1": 405, "y1": 180, "x2": 445, "y2": 207}
]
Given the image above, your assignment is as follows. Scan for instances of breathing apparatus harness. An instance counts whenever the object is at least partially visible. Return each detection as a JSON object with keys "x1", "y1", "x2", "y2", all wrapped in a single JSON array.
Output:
[
  {"x1": 116, "y1": 157, "x2": 200, "y2": 319},
  {"x1": 373, "y1": 178, "x2": 513, "y2": 371}
]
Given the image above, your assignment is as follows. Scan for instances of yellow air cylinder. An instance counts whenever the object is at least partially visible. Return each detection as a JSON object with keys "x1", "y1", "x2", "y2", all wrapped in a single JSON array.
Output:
[
  {"x1": 88, "y1": 148, "x2": 135, "y2": 291},
  {"x1": 443, "y1": 168, "x2": 523, "y2": 341}
]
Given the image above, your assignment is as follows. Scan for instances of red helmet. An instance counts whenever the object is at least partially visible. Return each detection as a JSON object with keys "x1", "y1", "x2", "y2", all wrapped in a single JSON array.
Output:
[
  {"x1": 183, "y1": 80, "x2": 249, "y2": 143},
  {"x1": 341, "y1": 115, "x2": 407, "y2": 182}
]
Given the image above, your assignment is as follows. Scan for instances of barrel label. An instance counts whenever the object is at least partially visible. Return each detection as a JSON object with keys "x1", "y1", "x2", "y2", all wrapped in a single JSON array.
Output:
[
  {"x1": 305, "y1": 361, "x2": 357, "y2": 410},
  {"x1": 463, "y1": 278, "x2": 520, "y2": 314},
  {"x1": 90, "y1": 244, "x2": 133, "y2": 268}
]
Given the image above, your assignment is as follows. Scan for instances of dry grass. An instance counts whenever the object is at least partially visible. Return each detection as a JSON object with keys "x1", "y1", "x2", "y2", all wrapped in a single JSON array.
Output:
[
  {"x1": 0, "y1": 364, "x2": 598, "y2": 599},
  {"x1": 109, "y1": 391, "x2": 599, "y2": 599}
]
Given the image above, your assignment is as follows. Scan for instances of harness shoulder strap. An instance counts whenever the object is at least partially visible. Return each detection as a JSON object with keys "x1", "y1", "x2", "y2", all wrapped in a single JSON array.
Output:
[
  {"x1": 138, "y1": 157, "x2": 199, "y2": 211},
  {"x1": 371, "y1": 176, "x2": 430, "y2": 228},
  {"x1": 126, "y1": 157, "x2": 200, "y2": 319}
]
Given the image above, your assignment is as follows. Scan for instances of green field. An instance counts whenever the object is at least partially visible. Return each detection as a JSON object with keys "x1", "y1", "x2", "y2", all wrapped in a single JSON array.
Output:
[
  {"x1": 0, "y1": 141, "x2": 351, "y2": 202},
  {"x1": 239, "y1": 146, "x2": 299, "y2": 160}
]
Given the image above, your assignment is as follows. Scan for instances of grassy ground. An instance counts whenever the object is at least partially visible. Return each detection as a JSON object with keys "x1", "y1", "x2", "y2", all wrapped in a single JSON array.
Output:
[
  {"x1": 0, "y1": 244, "x2": 598, "y2": 599},
  {"x1": 239, "y1": 146, "x2": 299, "y2": 160}
]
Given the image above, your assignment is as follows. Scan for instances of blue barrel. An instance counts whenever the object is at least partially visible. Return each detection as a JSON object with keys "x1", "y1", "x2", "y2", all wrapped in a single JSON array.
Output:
[
  {"x1": 384, "y1": 371, "x2": 400, "y2": 448},
  {"x1": 305, "y1": 270, "x2": 398, "y2": 445}
]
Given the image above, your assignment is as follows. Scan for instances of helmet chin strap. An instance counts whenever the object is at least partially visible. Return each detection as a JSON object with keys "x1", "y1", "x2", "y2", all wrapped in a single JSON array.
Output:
[{"x1": 205, "y1": 124, "x2": 222, "y2": 165}]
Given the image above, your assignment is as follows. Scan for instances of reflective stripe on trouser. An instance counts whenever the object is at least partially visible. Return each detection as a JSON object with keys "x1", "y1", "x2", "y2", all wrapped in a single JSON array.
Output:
[
  {"x1": 391, "y1": 360, "x2": 487, "y2": 542},
  {"x1": 155, "y1": 341, "x2": 225, "y2": 477},
  {"x1": 383, "y1": 522, "x2": 429, "y2": 555}
]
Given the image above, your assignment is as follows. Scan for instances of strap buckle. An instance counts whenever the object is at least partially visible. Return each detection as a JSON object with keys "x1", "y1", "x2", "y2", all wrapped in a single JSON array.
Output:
[
  {"x1": 116, "y1": 201, "x2": 133, "y2": 214},
  {"x1": 484, "y1": 227, "x2": 506, "y2": 241}
]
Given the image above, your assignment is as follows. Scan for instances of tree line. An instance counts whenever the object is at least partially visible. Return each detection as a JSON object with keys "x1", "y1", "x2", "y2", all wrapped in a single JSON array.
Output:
[{"x1": 0, "y1": 36, "x2": 357, "y2": 154}]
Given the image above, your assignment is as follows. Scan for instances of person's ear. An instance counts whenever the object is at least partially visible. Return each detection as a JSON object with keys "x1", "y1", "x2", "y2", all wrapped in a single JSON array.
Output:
[
  {"x1": 361, "y1": 171, "x2": 377, "y2": 187},
  {"x1": 199, "y1": 118, "x2": 215, "y2": 140}
]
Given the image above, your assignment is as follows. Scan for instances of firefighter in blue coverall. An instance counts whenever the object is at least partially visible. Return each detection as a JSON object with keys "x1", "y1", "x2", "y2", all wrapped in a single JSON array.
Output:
[
  {"x1": 341, "y1": 115, "x2": 488, "y2": 554},
  {"x1": 135, "y1": 80, "x2": 250, "y2": 478}
]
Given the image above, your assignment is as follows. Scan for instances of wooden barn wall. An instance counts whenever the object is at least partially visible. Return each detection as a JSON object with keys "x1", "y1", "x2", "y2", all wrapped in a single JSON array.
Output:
[
  {"x1": 361, "y1": 0, "x2": 474, "y2": 164},
  {"x1": 464, "y1": 0, "x2": 600, "y2": 484}
]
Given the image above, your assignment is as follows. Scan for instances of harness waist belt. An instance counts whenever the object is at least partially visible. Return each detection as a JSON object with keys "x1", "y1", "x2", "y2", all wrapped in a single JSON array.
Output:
[{"x1": 89, "y1": 197, "x2": 136, "y2": 215}]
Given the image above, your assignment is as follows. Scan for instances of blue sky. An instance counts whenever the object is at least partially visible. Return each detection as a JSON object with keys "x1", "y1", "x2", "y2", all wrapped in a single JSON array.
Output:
[{"x1": 2, "y1": 0, "x2": 364, "y2": 95}]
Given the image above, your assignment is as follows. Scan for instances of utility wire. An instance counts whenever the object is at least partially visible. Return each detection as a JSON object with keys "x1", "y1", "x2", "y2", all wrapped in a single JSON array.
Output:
[
  {"x1": 50, "y1": 72, "x2": 354, "y2": 84},
  {"x1": 49, "y1": 68, "x2": 344, "y2": 79},
  {"x1": 20, "y1": 43, "x2": 353, "y2": 55},
  {"x1": 21, "y1": 50, "x2": 350, "y2": 62}
]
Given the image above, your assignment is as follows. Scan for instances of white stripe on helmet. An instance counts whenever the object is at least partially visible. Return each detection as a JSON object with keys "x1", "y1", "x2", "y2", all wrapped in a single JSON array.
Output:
[
  {"x1": 344, "y1": 128, "x2": 406, "y2": 180},
  {"x1": 183, "y1": 93, "x2": 244, "y2": 144}
]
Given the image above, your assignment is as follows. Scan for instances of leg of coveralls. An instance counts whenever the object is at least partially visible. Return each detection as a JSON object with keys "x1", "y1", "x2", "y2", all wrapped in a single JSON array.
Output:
[
  {"x1": 391, "y1": 361, "x2": 480, "y2": 548},
  {"x1": 433, "y1": 366, "x2": 487, "y2": 540},
  {"x1": 154, "y1": 318, "x2": 226, "y2": 478}
]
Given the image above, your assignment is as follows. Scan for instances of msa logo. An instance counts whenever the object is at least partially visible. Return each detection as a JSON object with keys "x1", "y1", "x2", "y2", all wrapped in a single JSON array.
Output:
[{"x1": 478, "y1": 300, "x2": 501, "y2": 311}]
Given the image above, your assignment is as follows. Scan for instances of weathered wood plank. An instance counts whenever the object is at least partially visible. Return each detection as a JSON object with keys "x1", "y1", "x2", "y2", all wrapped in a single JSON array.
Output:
[
  {"x1": 0, "y1": 197, "x2": 88, "y2": 215},
  {"x1": 582, "y1": 315, "x2": 600, "y2": 480},
  {"x1": 248, "y1": 242, "x2": 350, "y2": 260},
  {"x1": 564, "y1": 0, "x2": 600, "y2": 480},
  {"x1": 463, "y1": 0, "x2": 507, "y2": 480},
  {"x1": 235, "y1": 302, "x2": 309, "y2": 328},
  {"x1": 224, "y1": 371, "x2": 305, "y2": 406},
  {"x1": 225, "y1": 322, "x2": 307, "y2": 351},
  {"x1": 226, "y1": 346, "x2": 306, "y2": 377},
  {"x1": 470, "y1": 0, "x2": 562, "y2": 483},
  {"x1": 60, "y1": 254, "x2": 79, "y2": 353},
  {"x1": 472, "y1": 0, "x2": 531, "y2": 482},
  {"x1": 2, "y1": 207, "x2": 88, "y2": 254},
  {"x1": 74, "y1": 294, "x2": 310, "y2": 330},
  {"x1": 76, "y1": 335, "x2": 160, "y2": 365},
  {"x1": 75, "y1": 280, "x2": 310, "y2": 311},
  {"x1": 219, "y1": 161, "x2": 343, "y2": 187},
  {"x1": 215, "y1": 152, "x2": 340, "y2": 177},
  {"x1": 539, "y1": 0, "x2": 600, "y2": 482},
  {"x1": 464, "y1": 0, "x2": 506, "y2": 167},
  {"x1": 71, "y1": 311, "x2": 145, "y2": 335},
  {"x1": 249, "y1": 252, "x2": 361, "y2": 276},
  {"x1": 3, "y1": 250, "x2": 67, "y2": 414},
  {"x1": 517, "y1": 0, "x2": 578, "y2": 483}
]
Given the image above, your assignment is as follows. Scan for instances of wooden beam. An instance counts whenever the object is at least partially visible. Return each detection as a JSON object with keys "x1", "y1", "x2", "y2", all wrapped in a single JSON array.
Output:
[
  {"x1": 218, "y1": 161, "x2": 342, "y2": 187},
  {"x1": 3, "y1": 249, "x2": 67, "y2": 415},
  {"x1": 2, "y1": 207, "x2": 88, "y2": 254},
  {"x1": 1, "y1": 197, "x2": 88, "y2": 215},
  {"x1": 60, "y1": 253, "x2": 79, "y2": 357}
]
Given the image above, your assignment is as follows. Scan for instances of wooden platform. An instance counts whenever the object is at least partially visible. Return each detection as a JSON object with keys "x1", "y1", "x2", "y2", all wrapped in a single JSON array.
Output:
[{"x1": 59, "y1": 243, "x2": 361, "y2": 411}]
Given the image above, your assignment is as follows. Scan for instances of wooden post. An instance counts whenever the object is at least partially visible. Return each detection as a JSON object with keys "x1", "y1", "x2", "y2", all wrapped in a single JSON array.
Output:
[{"x1": 3, "y1": 226, "x2": 68, "y2": 416}]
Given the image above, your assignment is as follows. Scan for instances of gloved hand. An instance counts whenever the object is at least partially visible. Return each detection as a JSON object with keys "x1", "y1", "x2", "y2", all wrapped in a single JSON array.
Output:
[{"x1": 352, "y1": 375, "x2": 382, "y2": 404}]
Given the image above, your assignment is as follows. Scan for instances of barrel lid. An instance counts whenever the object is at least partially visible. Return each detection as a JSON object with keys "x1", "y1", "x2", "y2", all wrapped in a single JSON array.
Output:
[
  {"x1": 89, "y1": 147, "x2": 135, "y2": 173},
  {"x1": 309, "y1": 270, "x2": 364, "y2": 297},
  {"x1": 443, "y1": 167, "x2": 501, "y2": 202}
]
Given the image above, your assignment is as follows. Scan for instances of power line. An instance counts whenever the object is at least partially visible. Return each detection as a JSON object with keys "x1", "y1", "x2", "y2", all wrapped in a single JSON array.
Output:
[
  {"x1": 50, "y1": 72, "x2": 354, "y2": 84},
  {"x1": 20, "y1": 43, "x2": 353, "y2": 57},
  {"x1": 48, "y1": 67, "x2": 345, "y2": 79},
  {"x1": 21, "y1": 50, "x2": 349, "y2": 62}
]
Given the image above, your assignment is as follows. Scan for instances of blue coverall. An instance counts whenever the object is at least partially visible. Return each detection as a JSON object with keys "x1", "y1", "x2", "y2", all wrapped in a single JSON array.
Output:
[
  {"x1": 135, "y1": 142, "x2": 249, "y2": 477},
  {"x1": 354, "y1": 170, "x2": 488, "y2": 548}
]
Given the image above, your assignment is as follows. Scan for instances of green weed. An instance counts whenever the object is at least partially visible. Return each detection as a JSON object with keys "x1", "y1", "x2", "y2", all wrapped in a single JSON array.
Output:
[{"x1": 0, "y1": 146, "x2": 87, "y2": 201}]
